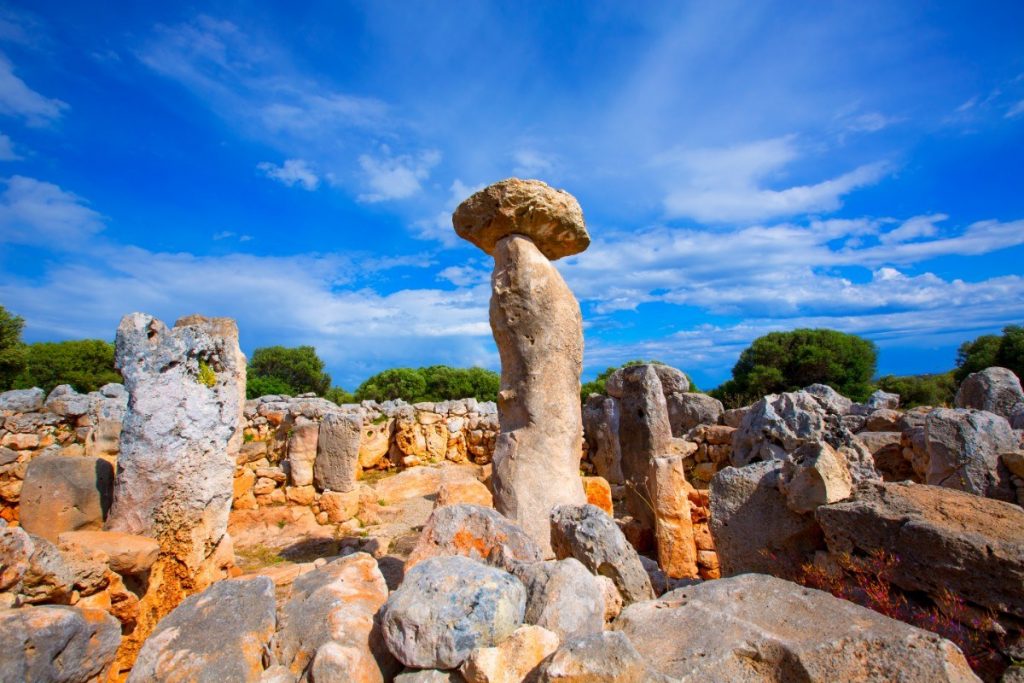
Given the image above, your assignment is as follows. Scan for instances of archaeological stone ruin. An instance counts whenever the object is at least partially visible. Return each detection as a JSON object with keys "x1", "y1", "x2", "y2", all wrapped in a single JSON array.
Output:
[{"x1": 0, "y1": 180, "x2": 1023, "y2": 682}]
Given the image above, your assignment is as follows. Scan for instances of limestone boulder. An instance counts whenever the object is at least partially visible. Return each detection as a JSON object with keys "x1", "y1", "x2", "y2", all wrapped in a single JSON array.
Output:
[
  {"x1": 666, "y1": 393, "x2": 723, "y2": 435},
  {"x1": 57, "y1": 530, "x2": 159, "y2": 576},
  {"x1": 532, "y1": 631, "x2": 669, "y2": 683},
  {"x1": 488, "y1": 234, "x2": 587, "y2": 556},
  {"x1": 924, "y1": 408, "x2": 1017, "y2": 501},
  {"x1": 955, "y1": 367, "x2": 1024, "y2": 420},
  {"x1": 803, "y1": 383, "x2": 853, "y2": 416},
  {"x1": 0, "y1": 525, "x2": 33, "y2": 591},
  {"x1": 816, "y1": 481, "x2": 1024, "y2": 618},
  {"x1": 273, "y1": 553, "x2": 396, "y2": 682},
  {"x1": 513, "y1": 558, "x2": 604, "y2": 640},
  {"x1": 709, "y1": 461, "x2": 822, "y2": 579},
  {"x1": 394, "y1": 671, "x2": 464, "y2": 683},
  {"x1": 0, "y1": 605, "x2": 121, "y2": 683},
  {"x1": 19, "y1": 455, "x2": 114, "y2": 542},
  {"x1": 452, "y1": 178, "x2": 589, "y2": 261},
  {"x1": 286, "y1": 418, "x2": 319, "y2": 486},
  {"x1": 406, "y1": 503, "x2": 542, "y2": 573},
  {"x1": 581, "y1": 476, "x2": 613, "y2": 515},
  {"x1": 435, "y1": 479, "x2": 493, "y2": 509},
  {"x1": 128, "y1": 577, "x2": 276, "y2": 683},
  {"x1": 778, "y1": 440, "x2": 854, "y2": 513},
  {"x1": 381, "y1": 556, "x2": 526, "y2": 670},
  {"x1": 581, "y1": 395, "x2": 623, "y2": 485},
  {"x1": 865, "y1": 408, "x2": 903, "y2": 432},
  {"x1": 605, "y1": 364, "x2": 690, "y2": 399},
  {"x1": 866, "y1": 389, "x2": 901, "y2": 410},
  {"x1": 0, "y1": 387, "x2": 45, "y2": 413},
  {"x1": 18, "y1": 533, "x2": 75, "y2": 604},
  {"x1": 614, "y1": 573, "x2": 978, "y2": 682},
  {"x1": 459, "y1": 624, "x2": 559, "y2": 683},
  {"x1": 549, "y1": 504, "x2": 654, "y2": 605},
  {"x1": 315, "y1": 412, "x2": 362, "y2": 492}
]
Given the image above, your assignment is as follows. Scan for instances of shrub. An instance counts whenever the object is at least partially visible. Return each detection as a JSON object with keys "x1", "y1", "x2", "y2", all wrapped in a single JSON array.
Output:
[
  {"x1": 13, "y1": 339, "x2": 121, "y2": 394},
  {"x1": 876, "y1": 372, "x2": 956, "y2": 408},
  {"x1": 353, "y1": 365, "x2": 499, "y2": 403},
  {"x1": 955, "y1": 324, "x2": 1024, "y2": 384},
  {"x1": 247, "y1": 345, "x2": 331, "y2": 398},
  {"x1": 0, "y1": 305, "x2": 27, "y2": 390}
]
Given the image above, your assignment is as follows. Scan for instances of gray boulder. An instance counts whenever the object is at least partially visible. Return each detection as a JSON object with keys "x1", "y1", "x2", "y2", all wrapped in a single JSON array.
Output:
[
  {"x1": 615, "y1": 365, "x2": 673, "y2": 531},
  {"x1": 666, "y1": 392, "x2": 724, "y2": 435},
  {"x1": 955, "y1": 367, "x2": 1024, "y2": 421},
  {"x1": 614, "y1": 573, "x2": 978, "y2": 682},
  {"x1": 514, "y1": 558, "x2": 604, "y2": 640},
  {"x1": 549, "y1": 504, "x2": 654, "y2": 605},
  {"x1": 405, "y1": 503, "x2": 543, "y2": 573},
  {"x1": 924, "y1": 408, "x2": 1017, "y2": 501},
  {"x1": 129, "y1": 577, "x2": 277, "y2": 683},
  {"x1": 606, "y1": 364, "x2": 690, "y2": 398},
  {"x1": 582, "y1": 395, "x2": 624, "y2": 485},
  {"x1": 0, "y1": 605, "x2": 121, "y2": 683},
  {"x1": 19, "y1": 455, "x2": 114, "y2": 542},
  {"x1": 315, "y1": 412, "x2": 363, "y2": 492},
  {"x1": 803, "y1": 383, "x2": 853, "y2": 415},
  {"x1": 0, "y1": 387, "x2": 45, "y2": 413},
  {"x1": 867, "y1": 388, "x2": 901, "y2": 410},
  {"x1": 381, "y1": 556, "x2": 526, "y2": 670}
]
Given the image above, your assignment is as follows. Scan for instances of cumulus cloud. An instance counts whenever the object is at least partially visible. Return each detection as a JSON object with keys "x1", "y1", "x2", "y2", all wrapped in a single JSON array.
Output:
[
  {"x1": 357, "y1": 147, "x2": 440, "y2": 202},
  {"x1": 257, "y1": 158, "x2": 319, "y2": 190},
  {"x1": 0, "y1": 53, "x2": 67, "y2": 126}
]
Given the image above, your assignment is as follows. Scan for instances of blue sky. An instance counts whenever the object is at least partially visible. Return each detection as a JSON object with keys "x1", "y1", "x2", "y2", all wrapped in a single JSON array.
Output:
[{"x1": 0, "y1": 2, "x2": 1022, "y2": 391}]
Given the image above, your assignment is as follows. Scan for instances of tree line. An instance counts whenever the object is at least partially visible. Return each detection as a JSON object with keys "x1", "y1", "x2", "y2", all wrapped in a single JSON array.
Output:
[{"x1": 1, "y1": 305, "x2": 1020, "y2": 409}]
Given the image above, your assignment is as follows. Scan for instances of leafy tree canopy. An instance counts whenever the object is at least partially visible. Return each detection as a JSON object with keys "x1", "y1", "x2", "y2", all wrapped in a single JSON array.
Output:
[
  {"x1": 354, "y1": 365, "x2": 499, "y2": 403},
  {"x1": 955, "y1": 325, "x2": 1024, "y2": 384},
  {"x1": 876, "y1": 372, "x2": 956, "y2": 408},
  {"x1": 0, "y1": 305, "x2": 27, "y2": 390},
  {"x1": 13, "y1": 339, "x2": 121, "y2": 394},
  {"x1": 711, "y1": 328, "x2": 877, "y2": 407},
  {"x1": 246, "y1": 345, "x2": 332, "y2": 399}
]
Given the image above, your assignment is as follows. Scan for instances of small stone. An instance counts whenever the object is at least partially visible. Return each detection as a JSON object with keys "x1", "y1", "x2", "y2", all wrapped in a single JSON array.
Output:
[
  {"x1": 285, "y1": 485, "x2": 316, "y2": 506},
  {"x1": 460, "y1": 624, "x2": 559, "y2": 683}
]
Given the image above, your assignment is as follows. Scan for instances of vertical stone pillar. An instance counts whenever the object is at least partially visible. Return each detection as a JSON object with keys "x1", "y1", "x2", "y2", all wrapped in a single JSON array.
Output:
[
  {"x1": 649, "y1": 455, "x2": 698, "y2": 579},
  {"x1": 105, "y1": 313, "x2": 245, "y2": 676},
  {"x1": 453, "y1": 178, "x2": 591, "y2": 556}
]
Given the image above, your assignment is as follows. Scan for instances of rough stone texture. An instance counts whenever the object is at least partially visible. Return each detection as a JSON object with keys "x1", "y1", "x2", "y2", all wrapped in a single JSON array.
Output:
[
  {"x1": 394, "y1": 669, "x2": 465, "y2": 682},
  {"x1": 865, "y1": 408, "x2": 903, "y2": 432},
  {"x1": 581, "y1": 476, "x2": 613, "y2": 515},
  {"x1": 460, "y1": 624, "x2": 559, "y2": 683},
  {"x1": 488, "y1": 234, "x2": 587, "y2": 557},
  {"x1": 549, "y1": 504, "x2": 654, "y2": 605},
  {"x1": 817, "y1": 481, "x2": 1024, "y2": 618},
  {"x1": 381, "y1": 556, "x2": 526, "y2": 670},
  {"x1": 316, "y1": 412, "x2": 363, "y2": 492},
  {"x1": 513, "y1": 558, "x2": 604, "y2": 640},
  {"x1": 435, "y1": 479, "x2": 493, "y2": 509},
  {"x1": 19, "y1": 533, "x2": 75, "y2": 604},
  {"x1": 616, "y1": 364, "x2": 673, "y2": 532},
  {"x1": 803, "y1": 383, "x2": 853, "y2": 416},
  {"x1": 955, "y1": 367, "x2": 1024, "y2": 420},
  {"x1": 58, "y1": 530, "x2": 159, "y2": 576},
  {"x1": 0, "y1": 387, "x2": 45, "y2": 412},
  {"x1": 0, "y1": 524, "x2": 33, "y2": 591},
  {"x1": 709, "y1": 461, "x2": 822, "y2": 579},
  {"x1": 406, "y1": 503, "x2": 542, "y2": 573},
  {"x1": 925, "y1": 408, "x2": 1017, "y2": 501},
  {"x1": 581, "y1": 395, "x2": 624, "y2": 485},
  {"x1": 649, "y1": 455, "x2": 698, "y2": 579},
  {"x1": 104, "y1": 313, "x2": 246, "y2": 674},
  {"x1": 128, "y1": 577, "x2": 276, "y2": 683},
  {"x1": 614, "y1": 573, "x2": 979, "y2": 682},
  {"x1": 452, "y1": 178, "x2": 589, "y2": 261},
  {"x1": 19, "y1": 455, "x2": 114, "y2": 542},
  {"x1": 667, "y1": 393, "x2": 724, "y2": 436},
  {"x1": 286, "y1": 418, "x2": 319, "y2": 487},
  {"x1": 778, "y1": 440, "x2": 854, "y2": 514},
  {"x1": 606, "y1": 364, "x2": 690, "y2": 399},
  {"x1": 0, "y1": 605, "x2": 121, "y2": 683},
  {"x1": 273, "y1": 552, "x2": 396, "y2": 682},
  {"x1": 532, "y1": 631, "x2": 667, "y2": 683},
  {"x1": 866, "y1": 389, "x2": 901, "y2": 410}
]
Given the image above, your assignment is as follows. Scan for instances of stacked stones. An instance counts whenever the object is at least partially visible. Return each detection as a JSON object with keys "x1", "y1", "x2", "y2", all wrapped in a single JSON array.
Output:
[{"x1": 452, "y1": 178, "x2": 590, "y2": 556}]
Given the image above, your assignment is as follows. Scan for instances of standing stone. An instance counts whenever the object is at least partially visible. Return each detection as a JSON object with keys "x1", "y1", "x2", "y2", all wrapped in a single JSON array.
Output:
[
  {"x1": 104, "y1": 313, "x2": 246, "y2": 675},
  {"x1": 955, "y1": 367, "x2": 1024, "y2": 421},
  {"x1": 315, "y1": 412, "x2": 363, "y2": 492},
  {"x1": 648, "y1": 456, "x2": 698, "y2": 579},
  {"x1": 19, "y1": 455, "x2": 114, "y2": 542},
  {"x1": 286, "y1": 418, "x2": 319, "y2": 487},
  {"x1": 582, "y1": 395, "x2": 624, "y2": 485},
  {"x1": 455, "y1": 179, "x2": 590, "y2": 557},
  {"x1": 616, "y1": 365, "x2": 673, "y2": 531}
]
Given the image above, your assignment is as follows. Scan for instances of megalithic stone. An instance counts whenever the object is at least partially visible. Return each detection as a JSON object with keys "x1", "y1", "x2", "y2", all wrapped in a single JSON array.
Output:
[{"x1": 453, "y1": 178, "x2": 590, "y2": 556}]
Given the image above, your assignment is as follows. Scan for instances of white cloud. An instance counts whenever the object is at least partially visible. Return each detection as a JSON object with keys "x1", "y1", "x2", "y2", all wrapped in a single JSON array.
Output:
[
  {"x1": 357, "y1": 148, "x2": 440, "y2": 202},
  {"x1": 412, "y1": 179, "x2": 481, "y2": 246},
  {"x1": 877, "y1": 214, "x2": 945, "y2": 245},
  {"x1": 658, "y1": 136, "x2": 889, "y2": 222},
  {"x1": 1006, "y1": 99, "x2": 1024, "y2": 119},
  {"x1": 257, "y1": 158, "x2": 319, "y2": 190},
  {"x1": 0, "y1": 176, "x2": 103, "y2": 246},
  {"x1": 0, "y1": 53, "x2": 67, "y2": 126},
  {"x1": 0, "y1": 132, "x2": 19, "y2": 160},
  {"x1": 512, "y1": 149, "x2": 554, "y2": 177},
  {"x1": 438, "y1": 264, "x2": 490, "y2": 288}
]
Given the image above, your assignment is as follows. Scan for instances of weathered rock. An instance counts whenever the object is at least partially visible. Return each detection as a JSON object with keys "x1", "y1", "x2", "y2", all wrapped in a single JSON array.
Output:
[
  {"x1": 925, "y1": 408, "x2": 1017, "y2": 501},
  {"x1": 803, "y1": 383, "x2": 853, "y2": 416},
  {"x1": 381, "y1": 556, "x2": 526, "y2": 670},
  {"x1": 955, "y1": 367, "x2": 1024, "y2": 420},
  {"x1": 287, "y1": 418, "x2": 319, "y2": 487},
  {"x1": 866, "y1": 388, "x2": 901, "y2": 410},
  {"x1": 817, "y1": 481, "x2": 1024, "y2": 618},
  {"x1": 460, "y1": 624, "x2": 559, "y2": 683},
  {"x1": 19, "y1": 455, "x2": 114, "y2": 542},
  {"x1": 273, "y1": 553, "x2": 395, "y2": 681},
  {"x1": 709, "y1": 461, "x2": 822, "y2": 579},
  {"x1": 320, "y1": 489, "x2": 360, "y2": 523},
  {"x1": 316, "y1": 412, "x2": 363, "y2": 492},
  {"x1": 666, "y1": 393, "x2": 723, "y2": 435},
  {"x1": 648, "y1": 455, "x2": 698, "y2": 579},
  {"x1": 532, "y1": 631, "x2": 666, "y2": 683},
  {"x1": 606, "y1": 364, "x2": 690, "y2": 399},
  {"x1": 865, "y1": 408, "x2": 903, "y2": 432},
  {"x1": 435, "y1": 479, "x2": 493, "y2": 509},
  {"x1": 614, "y1": 573, "x2": 978, "y2": 682},
  {"x1": 57, "y1": 530, "x2": 159, "y2": 576},
  {"x1": 0, "y1": 605, "x2": 121, "y2": 683},
  {"x1": 778, "y1": 440, "x2": 854, "y2": 513},
  {"x1": 0, "y1": 387, "x2": 45, "y2": 413},
  {"x1": 394, "y1": 670, "x2": 465, "y2": 682},
  {"x1": 581, "y1": 476, "x2": 613, "y2": 515},
  {"x1": 722, "y1": 407, "x2": 749, "y2": 428},
  {"x1": 549, "y1": 504, "x2": 654, "y2": 605},
  {"x1": 406, "y1": 503, "x2": 542, "y2": 573},
  {"x1": 581, "y1": 395, "x2": 624, "y2": 485},
  {"x1": 513, "y1": 558, "x2": 604, "y2": 640},
  {"x1": 487, "y1": 234, "x2": 587, "y2": 556},
  {"x1": 616, "y1": 364, "x2": 673, "y2": 531},
  {"x1": 452, "y1": 178, "x2": 589, "y2": 261},
  {"x1": 359, "y1": 417, "x2": 392, "y2": 469},
  {"x1": 128, "y1": 577, "x2": 276, "y2": 683},
  {"x1": 19, "y1": 533, "x2": 74, "y2": 604}
]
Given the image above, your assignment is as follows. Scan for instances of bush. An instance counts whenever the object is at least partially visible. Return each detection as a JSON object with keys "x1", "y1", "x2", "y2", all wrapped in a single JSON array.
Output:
[
  {"x1": 955, "y1": 325, "x2": 1024, "y2": 384},
  {"x1": 247, "y1": 345, "x2": 331, "y2": 399},
  {"x1": 0, "y1": 305, "x2": 27, "y2": 390},
  {"x1": 354, "y1": 365, "x2": 499, "y2": 403},
  {"x1": 876, "y1": 372, "x2": 956, "y2": 408},
  {"x1": 711, "y1": 329, "x2": 877, "y2": 408},
  {"x1": 324, "y1": 386, "x2": 355, "y2": 404},
  {"x1": 13, "y1": 339, "x2": 121, "y2": 394}
]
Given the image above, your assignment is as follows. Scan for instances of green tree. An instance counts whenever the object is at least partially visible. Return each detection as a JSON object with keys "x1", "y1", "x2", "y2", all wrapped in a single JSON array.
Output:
[
  {"x1": 954, "y1": 324, "x2": 1024, "y2": 383},
  {"x1": 354, "y1": 368, "x2": 428, "y2": 402},
  {"x1": 0, "y1": 305, "x2": 27, "y2": 390},
  {"x1": 876, "y1": 372, "x2": 956, "y2": 408},
  {"x1": 13, "y1": 339, "x2": 120, "y2": 394},
  {"x1": 711, "y1": 329, "x2": 877, "y2": 407},
  {"x1": 324, "y1": 386, "x2": 355, "y2": 404},
  {"x1": 246, "y1": 345, "x2": 331, "y2": 399},
  {"x1": 353, "y1": 366, "x2": 500, "y2": 403}
]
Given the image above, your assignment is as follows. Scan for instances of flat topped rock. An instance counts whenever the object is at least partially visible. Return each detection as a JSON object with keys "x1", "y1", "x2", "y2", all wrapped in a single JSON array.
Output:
[{"x1": 452, "y1": 178, "x2": 589, "y2": 260}]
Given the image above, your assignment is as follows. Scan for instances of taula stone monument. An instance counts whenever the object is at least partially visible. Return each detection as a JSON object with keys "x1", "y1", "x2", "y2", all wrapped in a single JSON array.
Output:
[
  {"x1": 453, "y1": 178, "x2": 589, "y2": 556},
  {"x1": 105, "y1": 313, "x2": 246, "y2": 675}
]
